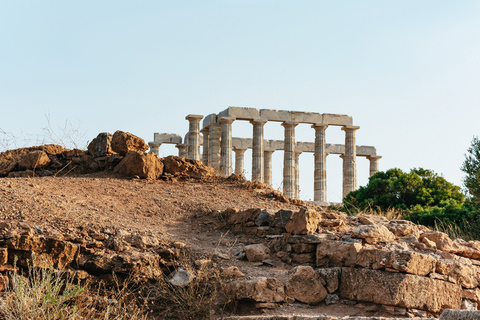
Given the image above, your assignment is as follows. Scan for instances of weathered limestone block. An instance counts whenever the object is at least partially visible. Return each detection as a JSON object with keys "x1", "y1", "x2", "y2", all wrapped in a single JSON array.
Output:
[
  {"x1": 111, "y1": 130, "x2": 149, "y2": 156},
  {"x1": 284, "y1": 266, "x2": 327, "y2": 304},
  {"x1": 462, "y1": 288, "x2": 480, "y2": 304},
  {"x1": 233, "y1": 277, "x2": 285, "y2": 303},
  {"x1": 254, "y1": 210, "x2": 274, "y2": 226},
  {"x1": 439, "y1": 309, "x2": 480, "y2": 320},
  {"x1": 339, "y1": 268, "x2": 462, "y2": 313},
  {"x1": 316, "y1": 240, "x2": 362, "y2": 267},
  {"x1": 291, "y1": 243, "x2": 315, "y2": 253},
  {"x1": 316, "y1": 268, "x2": 340, "y2": 293},
  {"x1": 88, "y1": 132, "x2": 114, "y2": 157},
  {"x1": 389, "y1": 250, "x2": 437, "y2": 276},
  {"x1": 436, "y1": 259, "x2": 479, "y2": 288},
  {"x1": 356, "y1": 247, "x2": 391, "y2": 270},
  {"x1": 285, "y1": 208, "x2": 321, "y2": 235},
  {"x1": 244, "y1": 244, "x2": 270, "y2": 262},
  {"x1": 226, "y1": 208, "x2": 261, "y2": 225},
  {"x1": 18, "y1": 150, "x2": 51, "y2": 170},
  {"x1": 387, "y1": 220, "x2": 421, "y2": 238},
  {"x1": 114, "y1": 151, "x2": 163, "y2": 179},
  {"x1": 162, "y1": 155, "x2": 215, "y2": 179},
  {"x1": 351, "y1": 225, "x2": 395, "y2": 244},
  {"x1": 271, "y1": 210, "x2": 293, "y2": 229},
  {"x1": 7, "y1": 235, "x2": 77, "y2": 268}
]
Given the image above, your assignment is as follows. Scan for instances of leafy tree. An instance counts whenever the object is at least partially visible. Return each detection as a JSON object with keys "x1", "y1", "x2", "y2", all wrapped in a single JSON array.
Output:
[
  {"x1": 461, "y1": 136, "x2": 480, "y2": 200},
  {"x1": 342, "y1": 167, "x2": 464, "y2": 214}
]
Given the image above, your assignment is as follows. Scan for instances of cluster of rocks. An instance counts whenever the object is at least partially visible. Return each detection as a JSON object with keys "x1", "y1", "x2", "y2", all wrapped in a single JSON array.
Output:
[
  {"x1": 222, "y1": 207, "x2": 480, "y2": 317},
  {"x1": 0, "y1": 131, "x2": 215, "y2": 180},
  {"x1": 0, "y1": 220, "x2": 191, "y2": 290}
]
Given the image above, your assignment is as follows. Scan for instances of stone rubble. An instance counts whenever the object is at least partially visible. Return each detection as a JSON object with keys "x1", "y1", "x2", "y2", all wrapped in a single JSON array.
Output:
[{"x1": 222, "y1": 205, "x2": 480, "y2": 317}]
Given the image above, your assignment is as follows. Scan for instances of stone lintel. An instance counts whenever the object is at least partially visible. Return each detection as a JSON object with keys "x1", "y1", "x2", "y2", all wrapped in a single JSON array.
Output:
[
  {"x1": 219, "y1": 106, "x2": 260, "y2": 120},
  {"x1": 153, "y1": 133, "x2": 182, "y2": 144},
  {"x1": 201, "y1": 113, "x2": 217, "y2": 129},
  {"x1": 216, "y1": 107, "x2": 354, "y2": 126},
  {"x1": 230, "y1": 138, "x2": 377, "y2": 157}
]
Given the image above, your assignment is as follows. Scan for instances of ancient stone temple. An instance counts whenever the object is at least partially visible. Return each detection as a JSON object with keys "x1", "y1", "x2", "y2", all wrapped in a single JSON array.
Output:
[{"x1": 149, "y1": 107, "x2": 381, "y2": 204}]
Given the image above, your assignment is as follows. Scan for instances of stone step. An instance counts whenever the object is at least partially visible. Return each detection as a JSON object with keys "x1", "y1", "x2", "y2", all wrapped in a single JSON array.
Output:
[{"x1": 220, "y1": 316, "x2": 437, "y2": 320}]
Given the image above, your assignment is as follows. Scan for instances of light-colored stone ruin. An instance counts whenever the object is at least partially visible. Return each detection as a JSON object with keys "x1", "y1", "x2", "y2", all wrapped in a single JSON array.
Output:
[{"x1": 149, "y1": 107, "x2": 381, "y2": 203}]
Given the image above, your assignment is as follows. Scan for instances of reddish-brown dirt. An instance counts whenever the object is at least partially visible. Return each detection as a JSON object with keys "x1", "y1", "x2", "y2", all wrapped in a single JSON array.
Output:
[{"x1": 0, "y1": 173, "x2": 402, "y2": 319}]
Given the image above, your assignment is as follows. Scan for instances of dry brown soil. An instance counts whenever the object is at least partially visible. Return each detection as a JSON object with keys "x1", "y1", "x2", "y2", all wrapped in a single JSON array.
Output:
[{"x1": 0, "y1": 173, "x2": 402, "y2": 319}]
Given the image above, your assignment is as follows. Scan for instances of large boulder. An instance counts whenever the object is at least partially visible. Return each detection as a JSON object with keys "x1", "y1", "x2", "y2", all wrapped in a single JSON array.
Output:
[
  {"x1": 284, "y1": 266, "x2": 327, "y2": 304},
  {"x1": 339, "y1": 267, "x2": 462, "y2": 313},
  {"x1": 162, "y1": 156, "x2": 215, "y2": 179},
  {"x1": 88, "y1": 132, "x2": 114, "y2": 157},
  {"x1": 114, "y1": 151, "x2": 163, "y2": 179},
  {"x1": 351, "y1": 224, "x2": 396, "y2": 244},
  {"x1": 111, "y1": 131, "x2": 149, "y2": 156},
  {"x1": 18, "y1": 150, "x2": 51, "y2": 170},
  {"x1": 285, "y1": 208, "x2": 321, "y2": 235}
]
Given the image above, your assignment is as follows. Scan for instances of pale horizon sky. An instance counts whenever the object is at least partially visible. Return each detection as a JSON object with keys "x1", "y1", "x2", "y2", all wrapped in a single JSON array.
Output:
[{"x1": 1, "y1": 1, "x2": 480, "y2": 202}]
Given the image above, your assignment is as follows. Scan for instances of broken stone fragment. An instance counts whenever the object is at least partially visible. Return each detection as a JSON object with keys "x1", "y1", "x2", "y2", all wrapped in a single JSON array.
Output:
[
  {"x1": 18, "y1": 150, "x2": 51, "y2": 170},
  {"x1": 222, "y1": 266, "x2": 245, "y2": 278},
  {"x1": 351, "y1": 224, "x2": 395, "y2": 244},
  {"x1": 169, "y1": 268, "x2": 194, "y2": 287},
  {"x1": 114, "y1": 151, "x2": 163, "y2": 179},
  {"x1": 244, "y1": 244, "x2": 270, "y2": 262},
  {"x1": 88, "y1": 132, "x2": 115, "y2": 157},
  {"x1": 232, "y1": 277, "x2": 285, "y2": 303},
  {"x1": 285, "y1": 208, "x2": 321, "y2": 235},
  {"x1": 111, "y1": 130, "x2": 149, "y2": 156},
  {"x1": 284, "y1": 266, "x2": 327, "y2": 305}
]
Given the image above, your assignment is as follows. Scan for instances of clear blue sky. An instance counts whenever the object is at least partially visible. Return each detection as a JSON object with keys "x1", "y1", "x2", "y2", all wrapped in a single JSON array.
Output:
[{"x1": 1, "y1": 1, "x2": 480, "y2": 202}]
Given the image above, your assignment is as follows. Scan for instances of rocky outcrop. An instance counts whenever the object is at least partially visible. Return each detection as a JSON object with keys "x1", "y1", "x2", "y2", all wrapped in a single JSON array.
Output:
[
  {"x1": 114, "y1": 151, "x2": 164, "y2": 179},
  {"x1": 162, "y1": 155, "x2": 215, "y2": 179}
]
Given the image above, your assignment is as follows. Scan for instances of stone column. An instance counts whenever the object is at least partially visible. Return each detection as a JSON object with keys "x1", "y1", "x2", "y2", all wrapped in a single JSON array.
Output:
[
  {"x1": 200, "y1": 127, "x2": 210, "y2": 166},
  {"x1": 367, "y1": 155, "x2": 382, "y2": 177},
  {"x1": 341, "y1": 125, "x2": 360, "y2": 198},
  {"x1": 220, "y1": 117, "x2": 235, "y2": 176},
  {"x1": 176, "y1": 144, "x2": 187, "y2": 158},
  {"x1": 282, "y1": 122, "x2": 297, "y2": 198},
  {"x1": 294, "y1": 151, "x2": 302, "y2": 199},
  {"x1": 148, "y1": 142, "x2": 161, "y2": 156},
  {"x1": 185, "y1": 114, "x2": 203, "y2": 160},
  {"x1": 209, "y1": 122, "x2": 221, "y2": 172},
  {"x1": 312, "y1": 124, "x2": 328, "y2": 202},
  {"x1": 251, "y1": 120, "x2": 266, "y2": 182},
  {"x1": 263, "y1": 150, "x2": 274, "y2": 186},
  {"x1": 234, "y1": 148, "x2": 246, "y2": 176}
]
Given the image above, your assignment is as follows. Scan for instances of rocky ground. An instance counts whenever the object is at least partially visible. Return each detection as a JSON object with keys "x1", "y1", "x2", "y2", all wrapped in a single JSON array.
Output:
[{"x1": 0, "y1": 133, "x2": 478, "y2": 320}]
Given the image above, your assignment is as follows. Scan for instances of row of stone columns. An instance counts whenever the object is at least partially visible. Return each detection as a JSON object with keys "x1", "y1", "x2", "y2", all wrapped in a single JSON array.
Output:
[{"x1": 184, "y1": 113, "x2": 374, "y2": 203}]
